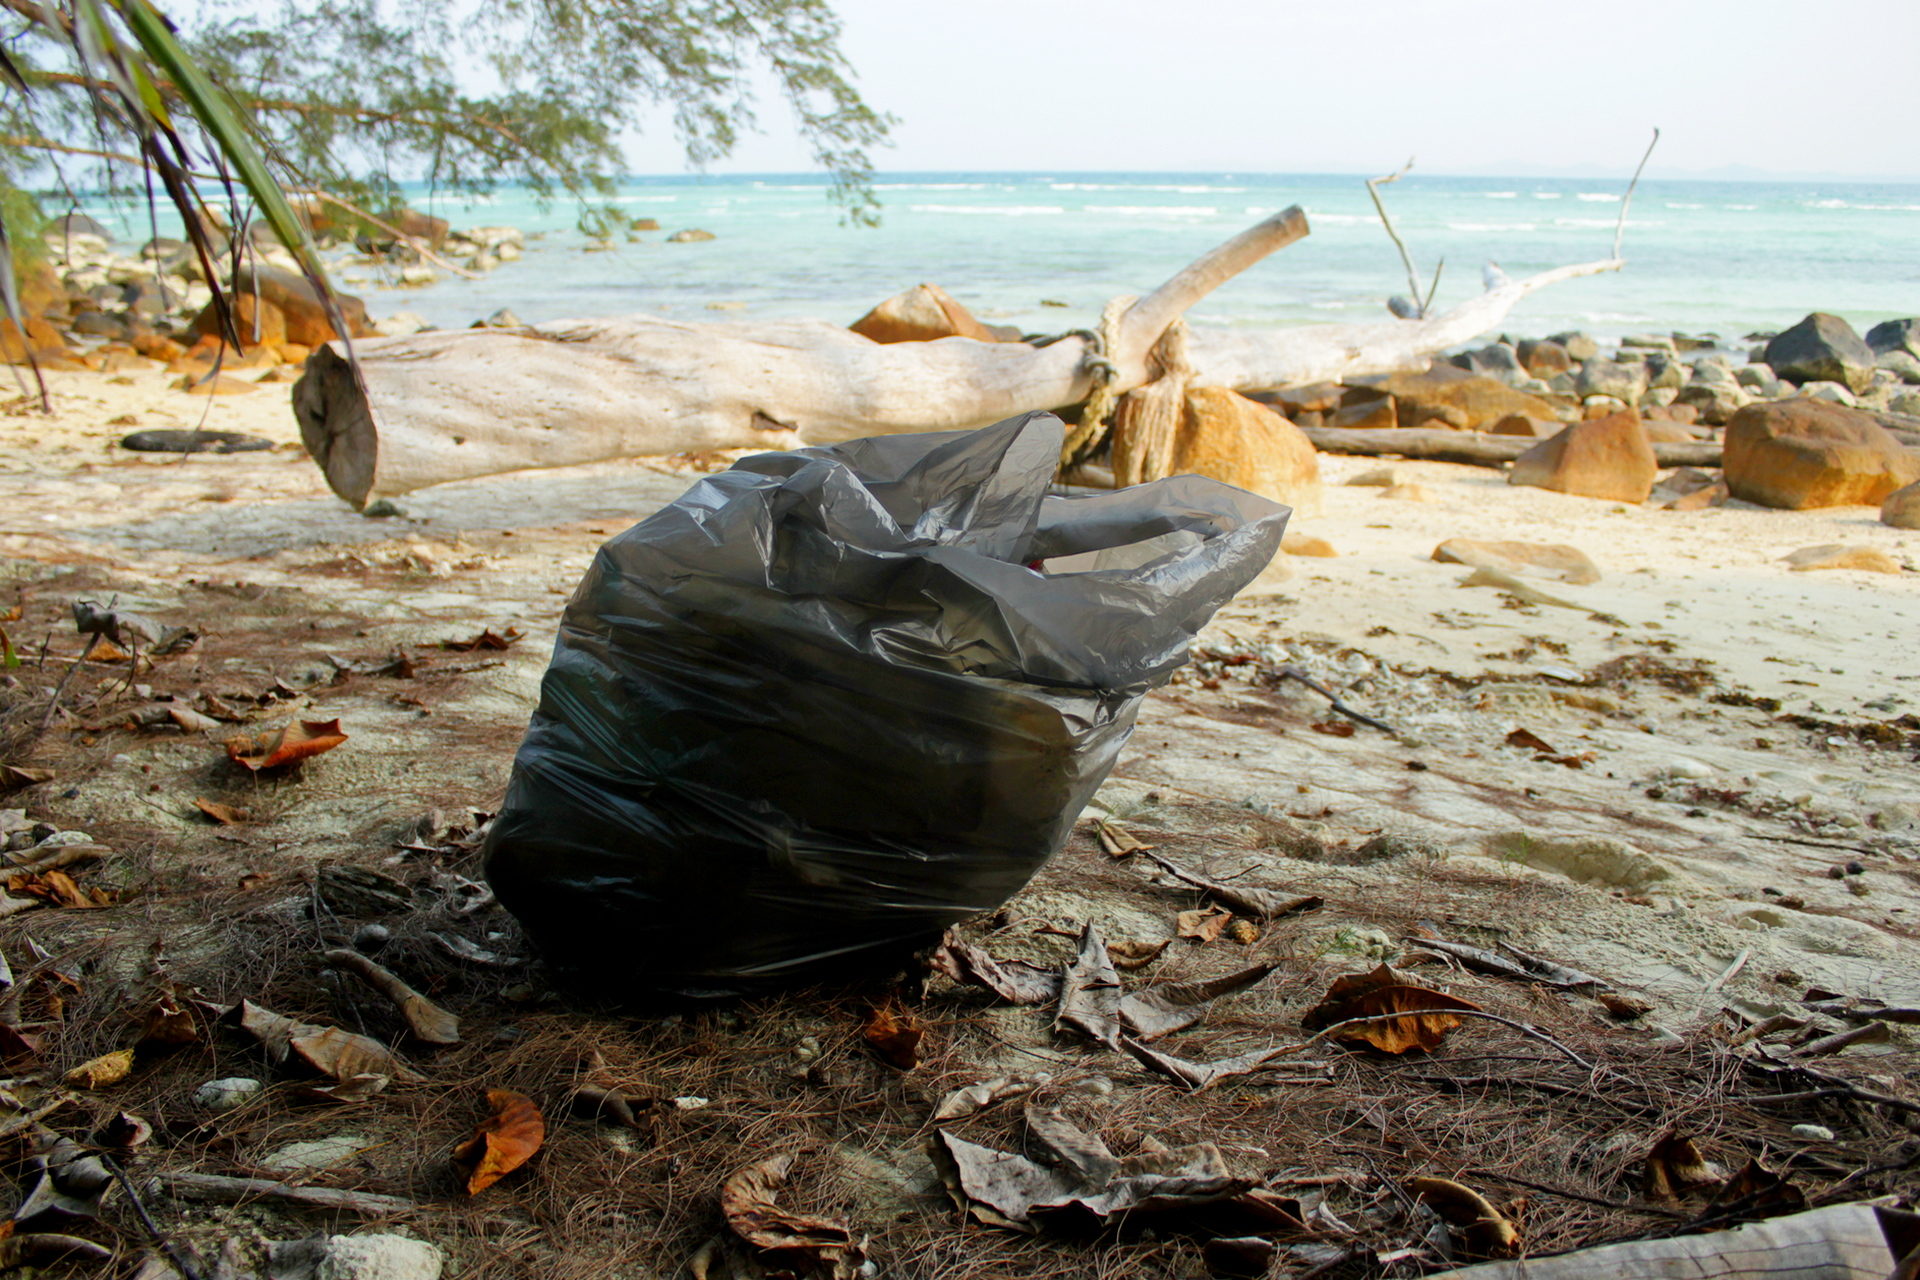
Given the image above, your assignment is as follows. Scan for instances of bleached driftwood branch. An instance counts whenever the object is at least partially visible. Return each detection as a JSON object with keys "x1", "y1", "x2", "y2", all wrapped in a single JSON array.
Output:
[{"x1": 293, "y1": 210, "x2": 1622, "y2": 508}]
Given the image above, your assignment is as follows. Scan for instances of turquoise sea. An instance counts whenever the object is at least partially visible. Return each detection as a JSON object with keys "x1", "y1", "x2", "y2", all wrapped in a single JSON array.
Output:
[{"x1": 87, "y1": 171, "x2": 1920, "y2": 342}]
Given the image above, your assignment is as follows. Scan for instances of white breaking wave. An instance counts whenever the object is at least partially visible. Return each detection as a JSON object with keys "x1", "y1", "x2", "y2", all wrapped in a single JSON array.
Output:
[
  {"x1": 1666, "y1": 202, "x2": 1705, "y2": 209},
  {"x1": 1096, "y1": 205, "x2": 1219, "y2": 217},
  {"x1": 1576, "y1": 192, "x2": 1621, "y2": 202},
  {"x1": 873, "y1": 182, "x2": 990, "y2": 190},
  {"x1": 1807, "y1": 198, "x2": 1920, "y2": 211},
  {"x1": 1050, "y1": 182, "x2": 1245, "y2": 192},
  {"x1": 1447, "y1": 221, "x2": 1539, "y2": 232},
  {"x1": 1532, "y1": 192, "x2": 1562, "y2": 199},
  {"x1": 1309, "y1": 212, "x2": 1383, "y2": 226},
  {"x1": 908, "y1": 204, "x2": 1067, "y2": 216},
  {"x1": 1483, "y1": 191, "x2": 1519, "y2": 198}
]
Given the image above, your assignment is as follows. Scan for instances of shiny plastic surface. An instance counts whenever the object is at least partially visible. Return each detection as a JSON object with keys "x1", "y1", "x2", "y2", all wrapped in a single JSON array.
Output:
[{"x1": 482, "y1": 412, "x2": 1289, "y2": 994}]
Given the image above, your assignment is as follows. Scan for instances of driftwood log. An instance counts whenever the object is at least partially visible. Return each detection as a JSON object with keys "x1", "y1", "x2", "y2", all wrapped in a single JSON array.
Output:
[
  {"x1": 294, "y1": 208, "x2": 1626, "y2": 508},
  {"x1": 1301, "y1": 426, "x2": 1721, "y2": 470}
]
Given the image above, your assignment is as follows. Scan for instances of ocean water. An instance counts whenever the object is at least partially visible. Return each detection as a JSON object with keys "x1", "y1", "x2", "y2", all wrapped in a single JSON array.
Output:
[{"x1": 85, "y1": 171, "x2": 1920, "y2": 343}]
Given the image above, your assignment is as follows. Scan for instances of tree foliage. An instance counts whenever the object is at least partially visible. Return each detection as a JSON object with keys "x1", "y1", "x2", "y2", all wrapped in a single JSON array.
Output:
[{"x1": 1, "y1": 0, "x2": 892, "y2": 227}]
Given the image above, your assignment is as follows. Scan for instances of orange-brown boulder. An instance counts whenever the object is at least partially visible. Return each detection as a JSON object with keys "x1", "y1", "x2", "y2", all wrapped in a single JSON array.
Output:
[
  {"x1": 1345, "y1": 365, "x2": 1558, "y2": 431},
  {"x1": 1111, "y1": 385, "x2": 1321, "y2": 513},
  {"x1": 1880, "y1": 481, "x2": 1920, "y2": 529},
  {"x1": 1723, "y1": 399, "x2": 1920, "y2": 509},
  {"x1": 849, "y1": 283, "x2": 1004, "y2": 344},
  {"x1": 1491, "y1": 413, "x2": 1560, "y2": 438},
  {"x1": 188, "y1": 265, "x2": 370, "y2": 350},
  {"x1": 1, "y1": 316, "x2": 68, "y2": 364},
  {"x1": 132, "y1": 332, "x2": 189, "y2": 363},
  {"x1": 1507, "y1": 408, "x2": 1658, "y2": 503},
  {"x1": 190, "y1": 291, "x2": 287, "y2": 350}
]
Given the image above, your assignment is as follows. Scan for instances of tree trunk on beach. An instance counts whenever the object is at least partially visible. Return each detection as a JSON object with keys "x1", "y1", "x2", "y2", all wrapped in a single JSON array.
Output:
[
  {"x1": 293, "y1": 208, "x2": 1626, "y2": 508},
  {"x1": 1300, "y1": 426, "x2": 1721, "y2": 470}
]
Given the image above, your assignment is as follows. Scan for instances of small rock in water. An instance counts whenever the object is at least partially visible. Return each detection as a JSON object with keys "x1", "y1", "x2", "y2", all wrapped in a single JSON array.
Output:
[
  {"x1": 666, "y1": 228, "x2": 715, "y2": 243},
  {"x1": 361, "y1": 499, "x2": 407, "y2": 519},
  {"x1": 268, "y1": 1233, "x2": 444, "y2": 1280},
  {"x1": 479, "y1": 307, "x2": 522, "y2": 328},
  {"x1": 1790, "y1": 1124, "x2": 1836, "y2": 1141},
  {"x1": 193, "y1": 1077, "x2": 264, "y2": 1113}
]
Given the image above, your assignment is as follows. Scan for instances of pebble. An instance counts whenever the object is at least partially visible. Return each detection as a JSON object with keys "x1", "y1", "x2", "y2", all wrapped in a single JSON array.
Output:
[
  {"x1": 1845, "y1": 860, "x2": 1866, "y2": 876},
  {"x1": 353, "y1": 923, "x2": 392, "y2": 951},
  {"x1": 1790, "y1": 1123, "x2": 1835, "y2": 1141},
  {"x1": 267, "y1": 1233, "x2": 444, "y2": 1280},
  {"x1": 261, "y1": 1134, "x2": 370, "y2": 1175},
  {"x1": 193, "y1": 1077, "x2": 265, "y2": 1113}
]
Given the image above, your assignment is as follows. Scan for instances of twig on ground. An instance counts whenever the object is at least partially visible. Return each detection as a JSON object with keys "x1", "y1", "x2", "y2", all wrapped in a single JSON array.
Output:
[
  {"x1": 1272, "y1": 665, "x2": 1395, "y2": 734},
  {"x1": 151, "y1": 1171, "x2": 416, "y2": 1216},
  {"x1": 1468, "y1": 1168, "x2": 1688, "y2": 1219},
  {"x1": 105, "y1": 1155, "x2": 209, "y2": 1280},
  {"x1": 1706, "y1": 949, "x2": 1750, "y2": 992}
]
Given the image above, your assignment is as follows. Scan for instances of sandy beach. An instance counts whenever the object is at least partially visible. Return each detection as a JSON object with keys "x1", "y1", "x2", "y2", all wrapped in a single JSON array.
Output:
[{"x1": 0, "y1": 344, "x2": 1916, "y2": 1276}]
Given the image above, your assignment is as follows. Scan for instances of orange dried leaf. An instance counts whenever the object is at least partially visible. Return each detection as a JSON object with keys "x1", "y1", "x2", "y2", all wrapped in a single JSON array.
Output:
[
  {"x1": 0, "y1": 1025, "x2": 43, "y2": 1067},
  {"x1": 721, "y1": 1153, "x2": 864, "y2": 1274},
  {"x1": 1300, "y1": 964, "x2": 1482, "y2": 1054},
  {"x1": 10, "y1": 869, "x2": 110, "y2": 908},
  {"x1": 454, "y1": 1088, "x2": 545, "y2": 1194},
  {"x1": 440, "y1": 628, "x2": 522, "y2": 652},
  {"x1": 82, "y1": 637, "x2": 131, "y2": 663},
  {"x1": 1505, "y1": 727, "x2": 1557, "y2": 754},
  {"x1": 1408, "y1": 1176, "x2": 1522, "y2": 1258},
  {"x1": 194, "y1": 798, "x2": 247, "y2": 825},
  {"x1": 1177, "y1": 906, "x2": 1233, "y2": 943},
  {"x1": 64, "y1": 1048, "x2": 135, "y2": 1089},
  {"x1": 1309, "y1": 720, "x2": 1356, "y2": 737},
  {"x1": 224, "y1": 719, "x2": 348, "y2": 771},
  {"x1": 861, "y1": 1002, "x2": 925, "y2": 1070},
  {"x1": 1095, "y1": 819, "x2": 1149, "y2": 858}
]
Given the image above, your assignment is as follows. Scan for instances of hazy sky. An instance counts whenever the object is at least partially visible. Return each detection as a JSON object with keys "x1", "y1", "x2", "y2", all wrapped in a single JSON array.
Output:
[{"x1": 622, "y1": 0, "x2": 1920, "y2": 180}]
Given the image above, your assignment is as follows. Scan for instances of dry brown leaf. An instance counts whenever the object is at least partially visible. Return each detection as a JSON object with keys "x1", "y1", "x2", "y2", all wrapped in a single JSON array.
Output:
[
  {"x1": 224, "y1": 719, "x2": 349, "y2": 772},
  {"x1": 138, "y1": 996, "x2": 211, "y2": 1050},
  {"x1": 860, "y1": 1001, "x2": 925, "y2": 1070},
  {"x1": 453, "y1": 1089, "x2": 545, "y2": 1194},
  {"x1": 0, "y1": 1024, "x2": 43, "y2": 1066},
  {"x1": 1310, "y1": 720, "x2": 1356, "y2": 737},
  {"x1": 0, "y1": 766, "x2": 53, "y2": 793},
  {"x1": 194, "y1": 799, "x2": 247, "y2": 826},
  {"x1": 165, "y1": 706, "x2": 221, "y2": 733},
  {"x1": 1226, "y1": 918, "x2": 1261, "y2": 945},
  {"x1": 440, "y1": 627, "x2": 522, "y2": 652},
  {"x1": 81, "y1": 637, "x2": 130, "y2": 663},
  {"x1": 1107, "y1": 938, "x2": 1168, "y2": 971},
  {"x1": 291, "y1": 1027, "x2": 427, "y2": 1086},
  {"x1": 1054, "y1": 923, "x2": 1124, "y2": 1048},
  {"x1": 1505, "y1": 727, "x2": 1557, "y2": 754},
  {"x1": 64, "y1": 1048, "x2": 134, "y2": 1089},
  {"x1": 1121, "y1": 964, "x2": 1277, "y2": 1041},
  {"x1": 321, "y1": 949, "x2": 460, "y2": 1045},
  {"x1": 1407, "y1": 1176, "x2": 1521, "y2": 1258},
  {"x1": 1095, "y1": 819, "x2": 1150, "y2": 858},
  {"x1": 1642, "y1": 1131, "x2": 1725, "y2": 1204},
  {"x1": 1120, "y1": 1038, "x2": 1317, "y2": 1090},
  {"x1": 0, "y1": 1235, "x2": 112, "y2": 1270},
  {"x1": 1705, "y1": 1158, "x2": 1805, "y2": 1221},
  {"x1": 1300, "y1": 964, "x2": 1482, "y2": 1054},
  {"x1": 1599, "y1": 991, "x2": 1653, "y2": 1020},
  {"x1": 9, "y1": 870, "x2": 111, "y2": 909},
  {"x1": 928, "y1": 931, "x2": 1060, "y2": 1005},
  {"x1": 1144, "y1": 851, "x2": 1323, "y2": 920},
  {"x1": 720, "y1": 1153, "x2": 865, "y2": 1277},
  {"x1": 1178, "y1": 906, "x2": 1233, "y2": 943},
  {"x1": 931, "y1": 1074, "x2": 1048, "y2": 1123}
]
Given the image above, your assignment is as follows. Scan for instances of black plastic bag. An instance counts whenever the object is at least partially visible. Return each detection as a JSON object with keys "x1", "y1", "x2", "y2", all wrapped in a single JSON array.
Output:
[{"x1": 482, "y1": 411, "x2": 1289, "y2": 995}]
